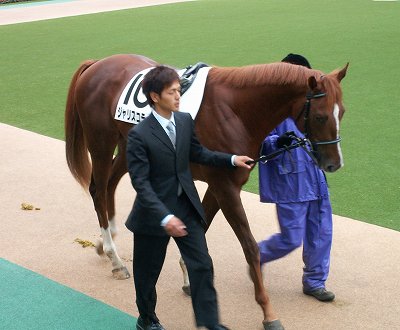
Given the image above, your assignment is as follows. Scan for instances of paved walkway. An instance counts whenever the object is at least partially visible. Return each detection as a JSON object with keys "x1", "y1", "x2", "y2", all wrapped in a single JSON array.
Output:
[{"x1": 0, "y1": 0, "x2": 195, "y2": 25}]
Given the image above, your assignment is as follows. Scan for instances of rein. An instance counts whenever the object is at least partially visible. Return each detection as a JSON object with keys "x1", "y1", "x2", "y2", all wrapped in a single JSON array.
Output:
[{"x1": 246, "y1": 133, "x2": 318, "y2": 165}]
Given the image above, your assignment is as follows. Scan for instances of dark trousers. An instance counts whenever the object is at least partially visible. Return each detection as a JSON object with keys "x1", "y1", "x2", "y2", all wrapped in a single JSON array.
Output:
[{"x1": 133, "y1": 194, "x2": 219, "y2": 327}]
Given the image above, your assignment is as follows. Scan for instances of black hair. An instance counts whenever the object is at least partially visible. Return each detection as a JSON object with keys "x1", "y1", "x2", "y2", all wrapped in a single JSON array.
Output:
[{"x1": 142, "y1": 65, "x2": 180, "y2": 107}]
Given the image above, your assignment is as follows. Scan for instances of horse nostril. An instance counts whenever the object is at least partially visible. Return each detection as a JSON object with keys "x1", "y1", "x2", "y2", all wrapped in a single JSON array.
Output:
[
  {"x1": 326, "y1": 164, "x2": 340, "y2": 172},
  {"x1": 326, "y1": 165, "x2": 335, "y2": 172}
]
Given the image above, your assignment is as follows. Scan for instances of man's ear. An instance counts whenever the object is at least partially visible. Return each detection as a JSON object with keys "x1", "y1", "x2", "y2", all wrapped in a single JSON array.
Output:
[{"x1": 150, "y1": 91, "x2": 160, "y2": 104}]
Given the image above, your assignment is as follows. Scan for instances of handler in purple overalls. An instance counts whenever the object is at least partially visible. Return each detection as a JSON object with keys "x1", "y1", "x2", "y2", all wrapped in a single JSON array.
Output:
[{"x1": 258, "y1": 54, "x2": 335, "y2": 302}]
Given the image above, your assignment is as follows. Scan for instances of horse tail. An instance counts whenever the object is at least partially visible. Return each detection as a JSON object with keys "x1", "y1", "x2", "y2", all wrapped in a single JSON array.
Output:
[{"x1": 65, "y1": 60, "x2": 97, "y2": 190}]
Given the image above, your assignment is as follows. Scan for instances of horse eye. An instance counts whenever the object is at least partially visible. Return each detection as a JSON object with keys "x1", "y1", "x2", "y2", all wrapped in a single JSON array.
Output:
[{"x1": 315, "y1": 115, "x2": 328, "y2": 123}]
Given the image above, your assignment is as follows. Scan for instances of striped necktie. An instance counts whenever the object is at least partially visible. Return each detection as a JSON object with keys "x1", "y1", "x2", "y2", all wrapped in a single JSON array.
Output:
[
  {"x1": 166, "y1": 121, "x2": 182, "y2": 195},
  {"x1": 166, "y1": 121, "x2": 176, "y2": 148}
]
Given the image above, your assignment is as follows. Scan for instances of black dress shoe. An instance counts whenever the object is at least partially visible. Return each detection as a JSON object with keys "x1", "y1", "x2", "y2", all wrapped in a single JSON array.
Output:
[
  {"x1": 303, "y1": 287, "x2": 335, "y2": 302},
  {"x1": 207, "y1": 325, "x2": 230, "y2": 330},
  {"x1": 136, "y1": 316, "x2": 165, "y2": 330}
]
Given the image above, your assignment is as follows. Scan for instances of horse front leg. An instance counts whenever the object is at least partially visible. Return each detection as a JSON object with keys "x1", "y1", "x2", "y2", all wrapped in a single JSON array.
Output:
[
  {"x1": 90, "y1": 159, "x2": 130, "y2": 280},
  {"x1": 216, "y1": 187, "x2": 284, "y2": 330},
  {"x1": 179, "y1": 257, "x2": 191, "y2": 295}
]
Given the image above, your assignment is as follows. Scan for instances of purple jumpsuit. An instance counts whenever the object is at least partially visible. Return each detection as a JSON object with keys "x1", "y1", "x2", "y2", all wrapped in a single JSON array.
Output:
[{"x1": 258, "y1": 118, "x2": 333, "y2": 291}]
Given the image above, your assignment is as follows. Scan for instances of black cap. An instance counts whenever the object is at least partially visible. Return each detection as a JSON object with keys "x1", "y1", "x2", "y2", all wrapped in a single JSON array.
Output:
[{"x1": 281, "y1": 53, "x2": 312, "y2": 69}]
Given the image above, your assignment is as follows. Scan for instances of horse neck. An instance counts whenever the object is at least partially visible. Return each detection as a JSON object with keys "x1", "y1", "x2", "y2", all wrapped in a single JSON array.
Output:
[{"x1": 231, "y1": 84, "x2": 306, "y2": 152}]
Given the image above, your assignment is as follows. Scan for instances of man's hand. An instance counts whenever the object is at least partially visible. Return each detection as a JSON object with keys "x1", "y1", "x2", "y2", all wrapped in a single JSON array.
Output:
[
  {"x1": 164, "y1": 216, "x2": 188, "y2": 237},
  {"x1": 234, "y1": 155, "x2": 254, "y2": 169}
]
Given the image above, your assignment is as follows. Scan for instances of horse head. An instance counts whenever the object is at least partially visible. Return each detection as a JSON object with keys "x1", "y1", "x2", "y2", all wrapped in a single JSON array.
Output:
[{"x1": 295, "y1": 63, "x2": 349, "y2": 172}]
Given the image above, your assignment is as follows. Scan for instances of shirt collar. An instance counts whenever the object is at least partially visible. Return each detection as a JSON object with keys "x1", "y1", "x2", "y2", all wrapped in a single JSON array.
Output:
[{"x1": 152, "y1": 110, "x2": 175, "y2": 129}]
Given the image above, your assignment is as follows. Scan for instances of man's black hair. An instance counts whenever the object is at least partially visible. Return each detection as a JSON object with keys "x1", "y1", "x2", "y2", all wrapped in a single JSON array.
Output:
[{"x1": 142, "y1": 65, "x2": 180, "y2": 107}]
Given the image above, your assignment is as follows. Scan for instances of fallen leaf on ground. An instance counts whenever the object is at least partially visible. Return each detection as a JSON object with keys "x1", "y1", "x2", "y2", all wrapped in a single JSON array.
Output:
[
  {"x1": 21, "y1": 203, "x2": 41, "y2": 210},
  {"x1": 74, "y1": 238, "x2": 96, "y2": 248}
]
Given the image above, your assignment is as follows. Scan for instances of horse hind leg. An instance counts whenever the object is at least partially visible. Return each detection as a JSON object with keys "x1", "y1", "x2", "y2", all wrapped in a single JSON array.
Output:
[
  {"x1": 91, "y1": 157, "x2": 121, "y2": 255},
  {"x1": 180, "y1": 187, "x2": 220, "y2": 296},
  {"x1": 106, "y1": 139, "x2": 128, "y2": 239},
  {"x1": 90, "y1": 148, "x2": 130, "y2": 280}
]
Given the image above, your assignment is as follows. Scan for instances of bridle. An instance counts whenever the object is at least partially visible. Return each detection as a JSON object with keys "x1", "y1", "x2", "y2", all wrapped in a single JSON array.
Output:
[
  {"x1": 295, "y1": 91, "x2": 342, "y2": 149},
  {"x1": 246, "y1": 88, "x2": 343, "y2": 166}
]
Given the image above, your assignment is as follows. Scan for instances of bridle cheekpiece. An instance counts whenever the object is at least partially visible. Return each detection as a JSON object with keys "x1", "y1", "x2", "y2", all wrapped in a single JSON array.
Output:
[{"x1": 297, "y1": 91, "x2": 342, "y2": 149}]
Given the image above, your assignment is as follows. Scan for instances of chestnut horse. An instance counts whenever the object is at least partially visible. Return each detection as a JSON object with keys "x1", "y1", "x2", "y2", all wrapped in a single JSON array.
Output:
[{"x1": 65, "y1": 54, "x2": 348, "y2": 329}]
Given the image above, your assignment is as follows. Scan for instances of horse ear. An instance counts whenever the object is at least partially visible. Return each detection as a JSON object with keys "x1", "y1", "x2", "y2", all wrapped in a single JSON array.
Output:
[
  {"x1": 308, "y1": 76, "x2": 318, "y2": 90},
  {"x1": 336, "y1": 63, "x2": 349, "y2": 82}
]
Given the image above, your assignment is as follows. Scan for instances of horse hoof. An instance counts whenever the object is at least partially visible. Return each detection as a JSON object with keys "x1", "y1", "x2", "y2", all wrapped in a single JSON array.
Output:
[
  {"x1": 112, "y1": 267, "x2": 130, "y2": 280},
  {"x1": 95, "y1": 240, "x2": 104, "y2": 255},
  {"x1": 263, "y1": 319, "x2": 284, "y2": 330},
  {"x1": 182, "y1": 285, "x2": 191, "y2": 296}
]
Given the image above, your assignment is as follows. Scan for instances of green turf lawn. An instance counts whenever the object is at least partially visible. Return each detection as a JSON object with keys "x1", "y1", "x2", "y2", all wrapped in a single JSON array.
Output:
[{"x1": 0, "y1": 0, "x2": 399, "y2": 231}]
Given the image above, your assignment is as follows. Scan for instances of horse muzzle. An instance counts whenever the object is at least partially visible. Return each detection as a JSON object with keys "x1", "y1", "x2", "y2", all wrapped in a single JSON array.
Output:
[{"x1": 315, "y1": 149, "x2": 343, "y2": 172}]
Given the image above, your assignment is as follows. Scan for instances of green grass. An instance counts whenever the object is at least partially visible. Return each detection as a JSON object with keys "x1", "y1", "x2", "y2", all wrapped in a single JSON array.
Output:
[{"x1": 1, "y1": 0, "x2": 399, "y2": 231}]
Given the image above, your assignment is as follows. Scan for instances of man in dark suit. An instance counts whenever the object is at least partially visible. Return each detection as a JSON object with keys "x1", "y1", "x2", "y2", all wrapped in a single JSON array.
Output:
[{"x1": 126, "y1": 65, "x2": 253, "y2": 330}]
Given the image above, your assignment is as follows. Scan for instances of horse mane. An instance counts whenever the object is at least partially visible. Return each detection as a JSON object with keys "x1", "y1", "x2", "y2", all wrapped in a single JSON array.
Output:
[{"x1": 209, "y1": 62, "x2": 322, "y2": 88}]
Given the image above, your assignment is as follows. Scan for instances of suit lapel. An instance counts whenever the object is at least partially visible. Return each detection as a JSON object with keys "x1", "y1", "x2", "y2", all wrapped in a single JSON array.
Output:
[
  {"x1": 174, "y1": 113, "x2": 187, "y2": 153},
  {"x1": 149, "y1": 113, "x2": 175, "y2": 152}
]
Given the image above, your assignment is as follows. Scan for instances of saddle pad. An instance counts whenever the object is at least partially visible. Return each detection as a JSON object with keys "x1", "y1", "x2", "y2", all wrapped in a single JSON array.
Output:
[{"x1": 115, "y1": 66, "x2": 211, "y2": 124}]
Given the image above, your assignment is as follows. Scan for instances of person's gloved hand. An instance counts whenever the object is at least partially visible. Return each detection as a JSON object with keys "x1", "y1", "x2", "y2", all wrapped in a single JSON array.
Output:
[{"x1": 276, "y1": 131, "x2": 296, "y2": 148}]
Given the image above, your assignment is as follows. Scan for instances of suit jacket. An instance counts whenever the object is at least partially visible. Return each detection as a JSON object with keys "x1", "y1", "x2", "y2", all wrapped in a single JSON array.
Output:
[{"x1": 125, "y1": 111, "x2": 234, "y2": 236}]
